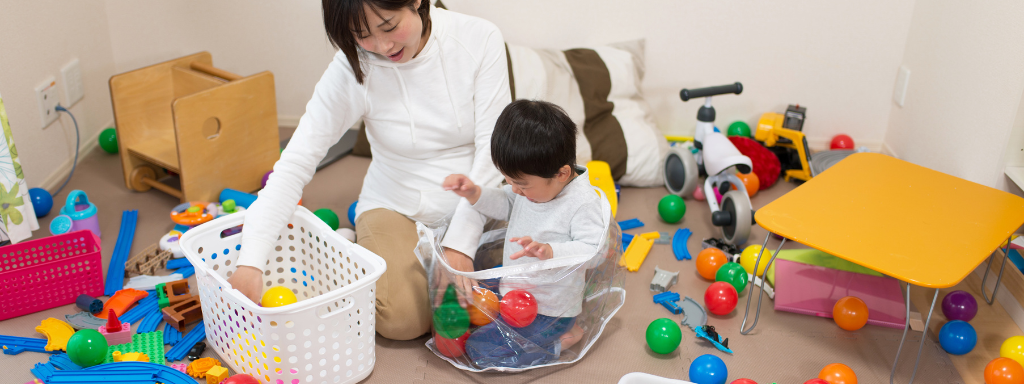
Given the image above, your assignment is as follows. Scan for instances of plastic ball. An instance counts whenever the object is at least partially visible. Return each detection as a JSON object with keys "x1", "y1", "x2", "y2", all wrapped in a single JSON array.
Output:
[
  {"x1": 645, "y1": 318, "x2": 682, "y2": 354},
  {"x1": 434, "y1": 301, "x2": 470, "y2": 339},
  {"x1": 985, "y1": 357, "x2": 1024, "y2": 384},
  {"x1": 261, "y1": 286, "x2": 298, "y2": 307},
  {"x1": 500, "y1": 289, "x2": 538, "y2": 328},
  {"x1": 689, "y1": 354, "x2": 728, "y2": 384},
  {"x1": 222, "y1": 374, "x2": 261, "y2": 384},
  {"x1": 833, "y1": 296, "x2": 869, "y2": 331},
  {"x1": 435, "y1": 331, "x2": 469, "y2": 358},
  {"x1": 704, "y1": 282, "x2": 739, "y2": 316},
  {"x1": 830, "y1": 134, "x2": 854, "y2": 150},
  {"x1": 314, "y1": 208, "x2": 340, "y2": 231},
  {"x1": 818, "y1": 363, "x2": 857, "y2": 384},
  {"x1": 98, "y1": 128, "x2": 118, "y2": 154},
  {"x1": 803, "y1": 380, "x2": 830, "y2": 384},
  {"x1": 739, "y1": 245, "x2": 773, "y2": 276},
  {"x1": 730, "y1": 379, "x2": 757, "y2": 384},
  {"x1": 466, "y1": 287, "x2": 499, "y2": 326},
  {"x1": 941, "y1": 290, "x2": 978, "y2": 322},
  {"x1": 939, "y1": 320, "x2": 976, "y2": 355},
  {"x1": 658, "y1": 195, "x2": 686, "y2": 224},
  {"x1": 735, "y1": 172, "x2": 760, "y2": 197},
  {"x1": 261, "y1": 171, "x2": 272, "y2": 189},
  {"x1": 697, "y1": 248, "x2": 729, "y2": 280},
  {"x1": 66, "y1": 329, "x2": 108, "y2": 367},
  {"x1": 715, "y1": 262, "x2": 748, "y2": 294},
  {"x1": 694, "y1": 186, "x2": 706, "y2": 201},
  {"x1": 348, "y1": 200, "x2": 358, "y2": 226},
  {"x1": 1003, "y1": 336, "x2": 1024, "y2": 367},
  {"x1": 727, "y1": 121, "x2": 751, "y2": 138},
  {"x1": 29, "y1": 188, "x2": 53, "y2": 217}
]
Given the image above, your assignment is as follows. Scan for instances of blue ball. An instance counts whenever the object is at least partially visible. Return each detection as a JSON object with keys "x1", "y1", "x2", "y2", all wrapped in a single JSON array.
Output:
[
  {"x1": 348, "y1": 200, "x2": 358, "y2": 226},
  {"x1": 939, "y1": 320, "x2": 976, "y2": 355},
  {"x1": 689, "y1": 354, "x2": 728, "y2": 384},
  {"x1": 29, "y1": 188, "x2": 53, "y2": 217}
]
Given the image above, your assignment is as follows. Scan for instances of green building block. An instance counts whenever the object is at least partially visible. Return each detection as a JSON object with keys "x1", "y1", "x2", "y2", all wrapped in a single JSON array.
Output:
[
  {"x1": 103, "y1": 331, "x2": 166, "y2": 365},
  {"x1": 156, "y1": 283, "x2": 169, "y2": 308}
]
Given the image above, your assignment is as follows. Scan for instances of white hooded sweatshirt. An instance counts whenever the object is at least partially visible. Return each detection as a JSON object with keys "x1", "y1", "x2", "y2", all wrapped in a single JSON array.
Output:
[{"x1": 236, "y1": 6, "x2": 510, "y2": 270}]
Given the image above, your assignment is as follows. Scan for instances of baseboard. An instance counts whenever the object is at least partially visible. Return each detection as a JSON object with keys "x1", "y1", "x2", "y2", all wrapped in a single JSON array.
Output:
[
  {"x1": 805, "y1": 137, "x2": 883, "y2": 153},
  {"x1": 39, "y1": 119, "x2": 111, "y2": 192},
  {"x1": 975, "y1": 249, "x2": 1024, "y2": 332},
  {"x1": 881, "y1": 141, "x2": 899, "y2": 158}
]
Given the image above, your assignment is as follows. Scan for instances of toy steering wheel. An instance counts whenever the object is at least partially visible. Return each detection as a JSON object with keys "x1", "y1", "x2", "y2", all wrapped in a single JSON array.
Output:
[{"x1": 170, "y1": 202, "x2": 217, "y2": 226}]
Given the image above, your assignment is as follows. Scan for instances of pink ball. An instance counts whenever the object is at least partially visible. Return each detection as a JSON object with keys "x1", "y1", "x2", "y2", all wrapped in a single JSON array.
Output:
[
  {"x1": 261, "y1": 171, "x2": 273, "y2": 189},
  {"x1": 831, "y1": 135, "x2": 855, "y2": 150},
  {"x1": 500, "y1": 290, "x2": 538, "y2": 327},
  {"x1": 693, "y1": 186, "x2": 706, "y2": 201}
]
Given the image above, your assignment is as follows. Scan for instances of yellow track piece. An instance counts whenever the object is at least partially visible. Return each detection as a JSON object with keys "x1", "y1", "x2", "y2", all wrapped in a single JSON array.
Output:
[
  {"x1": 34, "y1": 317, "x2": 75, "y2": 351},
  {"x1": 619, "y1": 235, "x2": 653, "y2": 272}
]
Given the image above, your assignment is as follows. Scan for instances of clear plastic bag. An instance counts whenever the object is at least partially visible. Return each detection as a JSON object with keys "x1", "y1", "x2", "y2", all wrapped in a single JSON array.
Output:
[{"x1": 416, "y1": 195, "x2": 625, "y2": 372}]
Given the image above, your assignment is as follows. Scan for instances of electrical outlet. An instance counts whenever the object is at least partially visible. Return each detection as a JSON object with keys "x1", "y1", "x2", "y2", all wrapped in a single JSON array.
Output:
[
  {"x1": 35, "y1": 76, "x2": 59, "y2": 128},
  {"x1": 894, "y1": 66, "x2": 910, "y2": 107},
  {"x1": 61, "y1": 58, "x2": 83, "y2": 107}
]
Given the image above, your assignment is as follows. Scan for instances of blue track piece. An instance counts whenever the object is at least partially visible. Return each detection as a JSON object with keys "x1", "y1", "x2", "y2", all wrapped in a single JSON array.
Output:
[
  {"x1": 49, "y1": 353, "x2": 82, "y2": 370},
  {"x1": 119, "y1": 291, "x2": 158, "y2": 324},
  {"x1": 105, "y1": 210, "x2": 139, "y2": 296},
  {"x1": 31, "y1": 362, "x2": 57, "y2": 381},
  {"x1": 135, "y1": 307, "x2": 164, "y2": 334},
  {"x1": 165, "y1": 323, "x2": 206, "y2": 362},
  {"x1": 617, "y1": 218, "x2": 644, "y2": 231},
  {"x1": 622, "y1": 233, "x2": 634, "y2": 243},
  {"x1": 39, "y1": 361, "x2": 196, "y2": 384},
  {"x1": 175, "y1": 266, "x2": 195, "y2": 279},
  {"x1": 163, "y1": 323, "x2": 182, "y2": 346},
  {"x1": 165, "y1": 257, "x2": 191, "y2": 270},
  {"x1": 653, "y1": 291, "x2": 683, "y2": 315},
  {"x1": 672, "y1": 228, "x2": 693, "y2": 260},
  {"x1": 0, "y1": 334, "x2": 58, "y2": 355}
]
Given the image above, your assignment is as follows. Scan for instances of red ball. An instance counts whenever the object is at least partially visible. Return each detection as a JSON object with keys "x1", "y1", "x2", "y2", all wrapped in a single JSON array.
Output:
[
  {"x1": 222, "y1": 374, "x2": 260, "y2": 384},
  {"x1": 804, "y1": 380, "x2": 830, "y2": 384},
  {"x1": 500, "y1": 290, "x2": 538, "y2": 327},
  {"x1": 830, "y1": 134, "x2": 854, "y2": 150},
  {"x1": 730, "y1": 136, "x2": 782, "y2": 189},
  {"x1": 731, "y1": 379, "x2": 758, "y2": 384},
  {"x1": 435, "y1": 331, "x2": 469, "y2": 358},
  {"x1": 704, "y1": 282, "x2": 739, "y2": 315}
]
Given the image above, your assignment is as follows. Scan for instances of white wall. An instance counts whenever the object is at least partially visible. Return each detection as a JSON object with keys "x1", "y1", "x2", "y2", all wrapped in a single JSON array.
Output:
[
  {"x1": 885, "y1": 0, "x2": 1024, "y2": 191},
  {"x1": 0, "y1": 0, "x2": 118, "y2": 189}
]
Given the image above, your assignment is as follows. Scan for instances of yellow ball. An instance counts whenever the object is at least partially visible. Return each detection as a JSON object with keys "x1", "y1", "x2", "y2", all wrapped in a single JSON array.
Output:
[
  {"x1": 740, "y1": 245, "x2": 775, "y2": 276},
  {"x1": 262, "y1": 286, "x2": 298, "y2": 307},
  {"x1": 1002, "y1": 336, "x2": 1024, "y2": 367}
]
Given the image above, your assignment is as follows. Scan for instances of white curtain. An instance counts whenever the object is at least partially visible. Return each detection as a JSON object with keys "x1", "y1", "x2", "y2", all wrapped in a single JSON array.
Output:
[{"x1": 0, "y1": 91, "x2": 40, "y2": 243}]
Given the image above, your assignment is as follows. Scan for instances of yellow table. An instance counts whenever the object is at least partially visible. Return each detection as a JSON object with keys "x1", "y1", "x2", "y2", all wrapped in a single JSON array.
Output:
[{"x1": 743, "y1": 153, "x2": 1024, "y2": 383}]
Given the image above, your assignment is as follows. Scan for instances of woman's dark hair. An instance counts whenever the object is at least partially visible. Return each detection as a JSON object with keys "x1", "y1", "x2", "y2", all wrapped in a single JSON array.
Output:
[
  {"x1": 323, "y1": 0, "x2": 431, "y2": 84},
  {"x1": 491, "y1": 100, "x2": 578, "y2": 179}
]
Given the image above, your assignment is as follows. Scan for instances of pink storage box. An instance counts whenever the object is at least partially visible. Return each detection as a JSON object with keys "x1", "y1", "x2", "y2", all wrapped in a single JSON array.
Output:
[{"x1": 0, "y1": 230, "x2": 104, "y2": 321}]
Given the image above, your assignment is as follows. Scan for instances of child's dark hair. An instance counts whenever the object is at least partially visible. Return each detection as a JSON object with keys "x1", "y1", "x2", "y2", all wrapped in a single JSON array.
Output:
[
  {"x1": 322, "y1": 0, "x2": 431, "y2": 84},
  {"x1": 491, "y1": 100, "x2": 578, "y2": 179}
]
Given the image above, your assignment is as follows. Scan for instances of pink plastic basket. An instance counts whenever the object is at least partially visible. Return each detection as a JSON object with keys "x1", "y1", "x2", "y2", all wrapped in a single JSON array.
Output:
[{"x1": 0, "y1": 230, "x2": 104, "y2": 321}]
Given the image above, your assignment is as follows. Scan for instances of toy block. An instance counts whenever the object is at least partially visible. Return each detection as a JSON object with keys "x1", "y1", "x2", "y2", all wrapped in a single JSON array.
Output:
[
  {"x1": 163, "y1": 296, "x2": 203, "y2": 332},
  {"x1": 98, "y1": 288, "x2": 149, "y2": 319},
  {"x1": 653, "y1": 291, "x2": 682, "y2": 315},
  {"x1": 206, "y1": 365, "x2": 229, "y2": 384},
  {"x1": 619, "y1": 234, "x2": 653, "y2": 272},
  {"x1": 112, "y1": 350, "x2": 149, "y2": 362},
  {"x1": 639, "y1": 231, "x2": 661, "y2": 240},
  {"x1": 98, "y1": 309, "x2": 132, "y2": 345},
  {"x1": 34, "y1": 317, "x2": 75, "y2": 351},
  {"x1": 104, "y1": 330, "x2": 165, "y2": 365},
  {"x1": 170, "y1": 363, "x2": 188, "y2": 373},
  {"x1": 161, "y1": 279, "x2": 192, "y2": 309},
  {"x1": 125, "y1": 243, "x2": 173, "y2": 277},
  {"x1": 650, "y1": 266, "x2": 679, "y2": 293},
  {"x1": 187, "y1": 357, "x2": 221, "y2": 378},
  {"x1": 618, "y1": 218, "x2": 644, "y2": 230}
]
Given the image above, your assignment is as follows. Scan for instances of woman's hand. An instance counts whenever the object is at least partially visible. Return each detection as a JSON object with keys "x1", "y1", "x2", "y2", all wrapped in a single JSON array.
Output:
[
  {"x1": 228, "y1": 266, "x2": 265, "y2": 305},
  {"x1": 442, "y1": 174, "x2": 482, "y2": 204},
  {"x1": 433, "y1": 247, "x2": 476, "y2": 308},
  {"x1": 509, "y1": 236, "x2": 553, "y2": 260}
]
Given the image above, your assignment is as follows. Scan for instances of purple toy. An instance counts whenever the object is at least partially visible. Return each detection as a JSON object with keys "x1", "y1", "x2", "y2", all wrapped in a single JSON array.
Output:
[
  {"x1": 261, "y1": 171, "x2": 273, "y2": 189},
  {"x1": 941, "y1": 290, "x2": 978, "y2": 322}
]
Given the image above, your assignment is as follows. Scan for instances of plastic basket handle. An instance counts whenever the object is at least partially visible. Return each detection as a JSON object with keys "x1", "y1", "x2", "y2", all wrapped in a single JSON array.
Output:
[{"x1": 65, "y1": 190, "x2": 89, "y2": 209}]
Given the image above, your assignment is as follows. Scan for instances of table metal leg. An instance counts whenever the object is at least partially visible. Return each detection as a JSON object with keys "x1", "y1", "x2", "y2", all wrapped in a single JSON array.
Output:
[
  {"x1": 982, "y1": 236, "x2": 1013, "y2": 305},
  {"x1": 740, "y1": 233, "x2": 787, "y2": 335},
  {"x1": 890, "y1": 285, "x2": 938, "y2": 384}
]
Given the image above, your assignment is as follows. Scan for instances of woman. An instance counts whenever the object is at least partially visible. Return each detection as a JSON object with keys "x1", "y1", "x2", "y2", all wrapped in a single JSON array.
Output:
[{"x1": 228, "y1": 0, "x2": 509, "y2": 340}]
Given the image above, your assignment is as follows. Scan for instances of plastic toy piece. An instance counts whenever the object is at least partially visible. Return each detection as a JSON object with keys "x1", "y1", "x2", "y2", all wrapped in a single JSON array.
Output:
[
  {"x1": 124, "y1": 243, "x2": 173, "y2": 277},
  {"x1": 48, "y1": 353, "x2": 83, "y2": 370},
  {"x1": 650, "y1": 266, "x2": 679, "y2": 293},
  {"x1": 112, "y1": 350, "x2": 150, "y2": 362},
  {"x1": 65, "y1": 312, "x2": 106, "y2": 330},
  {"x1": 749, "y1": 274, "x2": 775, "y2": 299},
  {"x1": 587, "y1": 160, "x2": 618, "y2": 217},
  {"x1": 97, "y1": 309, "x2": 132, "y2": 346},
  {"x1": 702, "y1": 237, "x2": 740, "y2": 256},
  {"x1": 163, "y1": 296, "x2": 203, "y2": 332},
  {"x1": 160, "y1": 279, "x2": 193, "y2": 309},
  {"x1": 672, "y1": 228, "x2": 693, "y2": 260},
  {"x1": 124, "y1": 273, "x2": 183, "y2": 291},
  {"x1": 653, "y1": 291, "x2": 683, "y2": 315},
  {"x1": 205, "y1": 365, "x2": 229, "y2": 384},
  {"x1": 136, "y1": 307, "x2": 165, "y2": 334},
  {"x1": 104, "y1": 330, "x2": 165, "y2": 365},
  {"x1": 680, "y1": 296, "x2": 708, "y2": 330},
  {"x1": 165, "y1": 323, "x2": 206, "y2": 361},
  {"x1": 36, "y1": 361, "x2": 196, "y2": 384},
  {"x1": 639, "y1": 231, "x2": 661, "y2": 241},
  {"x1": 186, "y1": 341, "x2": 207, "y2": 361},
  {"x1": 75, "y1": 294, "x2": 103, "y2": 314},
  {"x1": 756, "y1": 111, "x2": 812, "y2": 182},
  {"x1": 175, "y1": 266, "x2": 196, "y2": 279},
  {"x1": 618, "y1": 218, "x2": 644, "y2": 231},
  {"x1": 0, "y1": 334, "x2": 58, "y2": 355},
  {"x1": 105, "y1": 210, "x2": 139, "y2": 296},
  {"x1": 619, "y1": 234, "x2": 653, "y2": 272},
  {"x1": 35, "y1": 318, "x2": 76, "y2": 351},
  {"x1": 170, "y1": 363, "x2": 188, "y2": 373},
  {"x1": 98, "y1": 288, "x2": 148, "y2": 319},
  {"x1": 653, "y1": 231, "x2": 673, "y2": 245},
  {"x1": 187, "y1": 357, "x2": 221, "y2": 378},
  {"x1": 119, "y1": 292, "x2": 159, "y2": 324},
  {"x1": 164, "y1": 323, "x2": 182, "y2": 346},
  {"x1": 165, "y1": 257, "x2": 191, "y2": 270},
  {"x1": 695, "y1": 325, "x2": 733, "y2": 354}
]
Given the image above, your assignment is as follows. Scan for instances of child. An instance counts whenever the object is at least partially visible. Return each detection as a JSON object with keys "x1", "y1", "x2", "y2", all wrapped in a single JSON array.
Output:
[{"x1": 442, "y1": 99, "x2": 607, "y2": 368}]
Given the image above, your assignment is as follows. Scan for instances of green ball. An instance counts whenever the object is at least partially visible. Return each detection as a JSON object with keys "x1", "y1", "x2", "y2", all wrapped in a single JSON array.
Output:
[
  {"x1": 98, "y1": 128, "x2": 118, "y2": 154},
  {"x1": 66, "y1": 329, "x2": 108, "y2": 367},
  {"x1": 658, "y1": 195, "x2": 686, "y2": 224},
  {"x1": 715, "y1": 262, "x2": 749, "y2": 294},
  {"x1": 313, "y1": 208, "x2": 340, "y2": 231},
  {"x1": 646, "y1": 318, "x2": 682, "y2": 354},
  {"x1": 727, "y1": 121, "x2": 751, "y2": 138}
]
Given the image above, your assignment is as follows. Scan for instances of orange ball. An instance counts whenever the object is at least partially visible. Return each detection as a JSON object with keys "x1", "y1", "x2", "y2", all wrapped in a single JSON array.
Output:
[
  {"x1": 466, "y1": 287, "x2": 499, "y2": 326},
  {"x1": 696, "y1": 248, "x2": 729, "y2": 280},
  {"x1": 986, "y1": 357, "x2": 1024, "y2": 384},
  {"x1": 818, "y1": 363, "x2": 857, "y2": 384},
  {"x1": 833, "y1": 296, "x2": 869, "y2": 331},
  {"x1": 736, "y1": 172, "x2": 760, "y2": 197}
]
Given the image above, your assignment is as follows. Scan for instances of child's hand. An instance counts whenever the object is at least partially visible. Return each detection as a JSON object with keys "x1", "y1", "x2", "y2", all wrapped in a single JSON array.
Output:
[
  {"x1": 509, "y1": 236, "x2": 553, "y2": 260},
  {"x1": 443, "y1": 174, "x2": 481, "y2": 204}
]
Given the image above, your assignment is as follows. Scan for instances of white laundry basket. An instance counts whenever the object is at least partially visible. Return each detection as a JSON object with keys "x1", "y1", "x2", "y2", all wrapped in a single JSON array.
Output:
[{"x1": 181, "y1": 206, "x2": 386, "y2": 384}]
